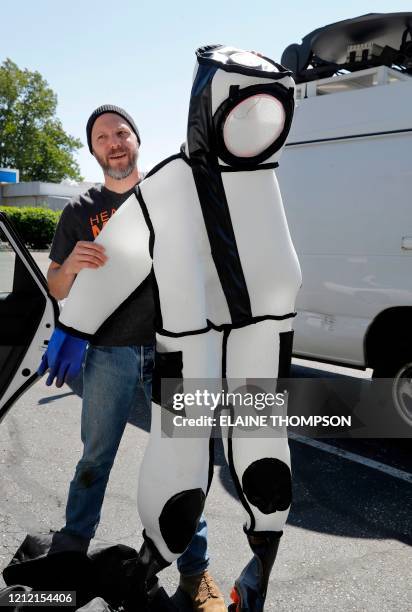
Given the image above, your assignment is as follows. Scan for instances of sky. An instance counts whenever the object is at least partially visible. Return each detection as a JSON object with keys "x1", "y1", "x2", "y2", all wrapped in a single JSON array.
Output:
[{"x1": 1, "y1": 0, "x2": 411, "y2": 181}]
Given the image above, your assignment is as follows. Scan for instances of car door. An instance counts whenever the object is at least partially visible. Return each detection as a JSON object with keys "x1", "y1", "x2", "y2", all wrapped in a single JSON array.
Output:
[{"x1": 0, "y1": 212, "x2": 57, "y2": 423}]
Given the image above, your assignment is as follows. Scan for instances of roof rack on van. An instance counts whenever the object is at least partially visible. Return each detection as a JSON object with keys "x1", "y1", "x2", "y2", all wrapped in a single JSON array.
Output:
[{"x1": 281, "y1": 12, "x2": 412, "y2": 83}]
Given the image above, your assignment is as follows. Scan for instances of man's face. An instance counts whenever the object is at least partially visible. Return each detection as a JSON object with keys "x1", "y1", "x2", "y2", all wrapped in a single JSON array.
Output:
[{"x1": 91, "y1": 113, "x2": 139, "y2": 180}]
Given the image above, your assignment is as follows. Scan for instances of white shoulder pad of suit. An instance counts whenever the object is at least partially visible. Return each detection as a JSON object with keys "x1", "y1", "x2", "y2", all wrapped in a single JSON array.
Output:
[{"x1": 59, "y1": 192, "x2": 152, "y2": 335}]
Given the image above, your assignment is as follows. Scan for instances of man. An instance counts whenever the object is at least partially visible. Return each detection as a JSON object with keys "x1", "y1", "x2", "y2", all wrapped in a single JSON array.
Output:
[{"x1": 46, "y1": 105, "x2": 225, "y2": 611}]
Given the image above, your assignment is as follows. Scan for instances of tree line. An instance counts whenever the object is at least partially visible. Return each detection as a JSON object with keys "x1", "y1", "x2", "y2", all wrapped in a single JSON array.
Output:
[{"x1": 0, "y1": 58, "x2": 83, "y2": 182}]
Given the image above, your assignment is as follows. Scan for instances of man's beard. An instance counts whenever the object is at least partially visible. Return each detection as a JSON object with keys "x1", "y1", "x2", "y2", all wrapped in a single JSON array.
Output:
[{"x1": 96, "y1": 149, "x2": 138, "y2": 180}]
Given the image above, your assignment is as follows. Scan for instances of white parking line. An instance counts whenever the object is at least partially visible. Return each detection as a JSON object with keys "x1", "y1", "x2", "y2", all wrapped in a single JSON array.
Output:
[
  {"x1": 292, "y1": 357, "x2": 373, "y2": 379},
  {"x1": 289, "y1": 433, "x2": 412, "y2": 484}
]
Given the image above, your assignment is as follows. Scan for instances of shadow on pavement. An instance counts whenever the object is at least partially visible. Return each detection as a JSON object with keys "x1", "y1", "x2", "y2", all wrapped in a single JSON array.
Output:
[
  {"x1": 288, "y1": 438, "x2": 412, "y2": 546},
  {"x1": 63, "y1": 373, "x2": 412, "y2": 547},
  {"x1": 38, "y1": 392, "x2": 75, "y2": 404}
]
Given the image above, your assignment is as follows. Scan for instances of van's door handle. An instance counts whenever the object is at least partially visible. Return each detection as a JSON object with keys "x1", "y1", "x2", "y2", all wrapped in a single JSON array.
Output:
[{"x1": 401, "y1": 236, "x2": 412, "y2": 250}]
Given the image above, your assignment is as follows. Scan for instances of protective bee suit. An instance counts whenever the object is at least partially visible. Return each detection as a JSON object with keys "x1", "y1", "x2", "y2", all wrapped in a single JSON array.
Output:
[{"x1": 41, "y1": 46, "x2": 302, "y2": 610}]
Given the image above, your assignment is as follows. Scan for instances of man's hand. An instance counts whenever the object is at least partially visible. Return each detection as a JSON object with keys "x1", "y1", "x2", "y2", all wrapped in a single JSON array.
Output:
[
  {"x1": 62, "y1": 241, "x2": 107, "y2": 275},
  {"x1": 38, "y1": 328, "x2": 88, "y2": 387},
  {"x1": 48, "y1": 241, "x2": 108, "y2": 300}
]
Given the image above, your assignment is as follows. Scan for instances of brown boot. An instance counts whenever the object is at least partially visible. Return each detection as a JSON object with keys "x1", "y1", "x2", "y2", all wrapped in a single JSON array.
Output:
[{"x1": 179, "y1": 570, "x2": 226, "y2": 611}]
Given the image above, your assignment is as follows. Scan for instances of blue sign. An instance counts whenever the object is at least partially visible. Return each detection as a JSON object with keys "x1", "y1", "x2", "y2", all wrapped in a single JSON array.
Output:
[{"x1": 0, "y1": 168, "x2": 19, "y2": 183}]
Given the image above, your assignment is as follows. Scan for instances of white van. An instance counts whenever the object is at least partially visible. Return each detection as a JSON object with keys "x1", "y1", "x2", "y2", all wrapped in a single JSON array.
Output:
[{"x1": 277, "y1": 12, "x2": 412, "y2": 422}]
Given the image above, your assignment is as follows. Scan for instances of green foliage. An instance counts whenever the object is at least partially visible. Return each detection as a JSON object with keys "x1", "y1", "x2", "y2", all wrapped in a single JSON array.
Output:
[
  {"x1": 0, "y1": 58, "x2": 83, "y2": 182},
  {"x1": 0, "y1": 206, "x2": 61, "y2": 249}
]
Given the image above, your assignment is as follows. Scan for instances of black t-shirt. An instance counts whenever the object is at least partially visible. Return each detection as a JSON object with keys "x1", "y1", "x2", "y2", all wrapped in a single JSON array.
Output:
[{"x1": 50, "y1": 184, "x2": 155, "y2": 346}]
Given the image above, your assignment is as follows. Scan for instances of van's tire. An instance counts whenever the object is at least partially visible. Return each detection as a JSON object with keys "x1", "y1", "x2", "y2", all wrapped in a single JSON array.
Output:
[{"x1": 372, "y1": 356, "x2": 412, "y2": 427}]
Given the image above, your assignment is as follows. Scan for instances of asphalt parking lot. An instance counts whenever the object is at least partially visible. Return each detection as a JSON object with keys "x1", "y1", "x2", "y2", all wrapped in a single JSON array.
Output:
[{"x1": 0, "y1": 362, "x2": 411, "y2": 611}]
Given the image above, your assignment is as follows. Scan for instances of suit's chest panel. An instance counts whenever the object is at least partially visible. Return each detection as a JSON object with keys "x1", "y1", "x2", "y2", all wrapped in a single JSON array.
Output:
[
  {"x1": 142, "y1": 160, "x2": 301, "y2": 334},
  {"x1": 141, "y1": 160, "x2": 230, "y2": 333}
]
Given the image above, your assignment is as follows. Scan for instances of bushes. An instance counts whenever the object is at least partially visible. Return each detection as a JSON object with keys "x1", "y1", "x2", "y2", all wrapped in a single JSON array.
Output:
[{"x1": 0, "y1": 206, "x2": 61, "y2": 249}]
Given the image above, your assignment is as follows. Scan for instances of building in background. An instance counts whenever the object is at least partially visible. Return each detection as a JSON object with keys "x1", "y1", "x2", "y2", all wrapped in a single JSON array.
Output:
[{"x1": 0, "y1": 179, "x2": 96, "y2": 210}]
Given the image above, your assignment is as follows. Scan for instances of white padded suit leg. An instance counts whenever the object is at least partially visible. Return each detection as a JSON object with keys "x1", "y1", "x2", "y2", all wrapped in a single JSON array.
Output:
[
  {"x1": 137, "y1": 330, "x2": 221, "y2": 563},
  {"x1": 223, "y1": 319, "x2": 293, "y2": 533}
]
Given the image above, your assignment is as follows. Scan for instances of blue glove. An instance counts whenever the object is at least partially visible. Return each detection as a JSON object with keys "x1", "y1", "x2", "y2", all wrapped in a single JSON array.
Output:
[{"x1": 37, "y1": 328, "x2": 87, "y2": 388}]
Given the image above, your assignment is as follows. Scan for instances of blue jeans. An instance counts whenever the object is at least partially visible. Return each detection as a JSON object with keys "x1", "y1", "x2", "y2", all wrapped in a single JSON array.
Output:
[{"x1": 64, "y1": 344, "x2": 209, "y2": 576}]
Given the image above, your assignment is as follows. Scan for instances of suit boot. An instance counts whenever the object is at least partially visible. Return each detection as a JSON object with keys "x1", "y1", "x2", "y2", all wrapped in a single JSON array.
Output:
[
  {"x1": 121, "y1": 535, "x2": 177, "y2": 611},
  {"x1": 229, "y1": 531, "x2": 282, "y2": 612}
]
